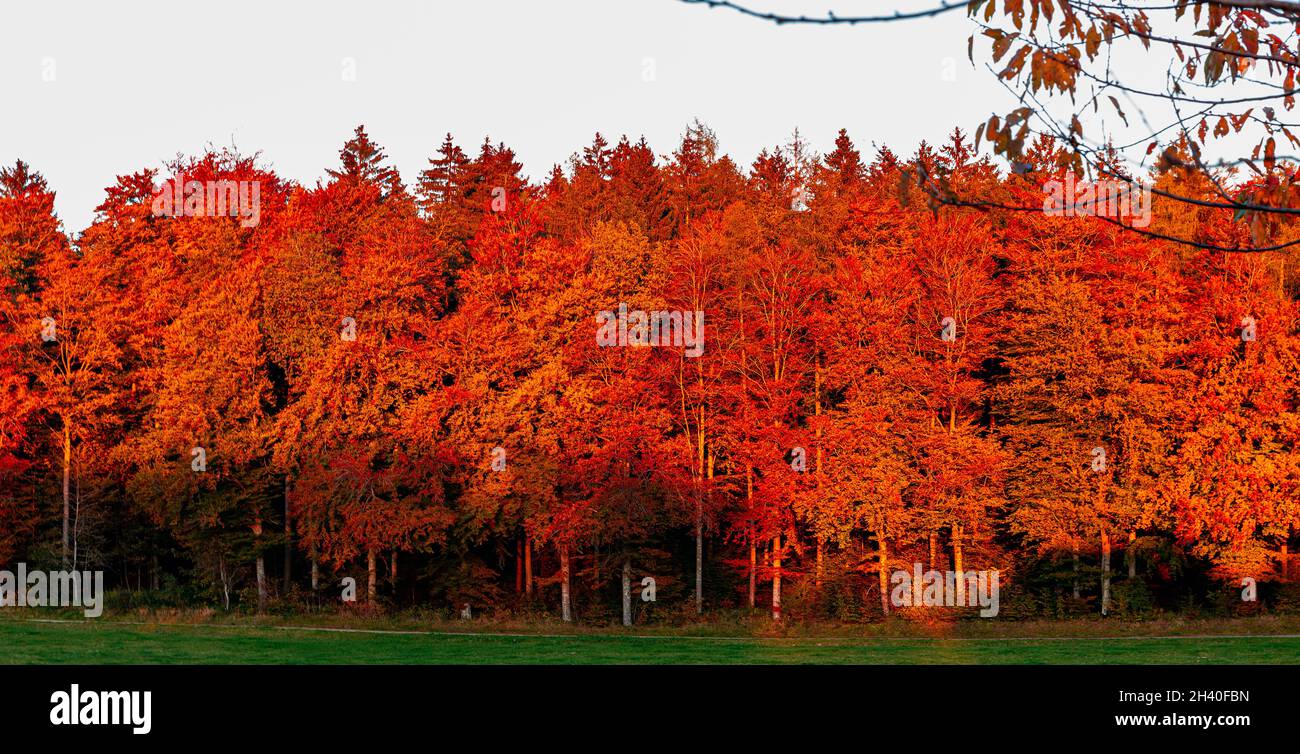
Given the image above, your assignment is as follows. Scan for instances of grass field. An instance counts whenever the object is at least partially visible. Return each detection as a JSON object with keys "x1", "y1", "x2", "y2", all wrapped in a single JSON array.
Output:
[{"x1": 5, "y1": 614, "x2": 1300, "y2": 664}]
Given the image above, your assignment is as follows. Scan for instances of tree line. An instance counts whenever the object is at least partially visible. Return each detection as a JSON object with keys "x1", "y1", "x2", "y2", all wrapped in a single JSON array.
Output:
[{"x1": 1, "y1": 122, "x2": 1297, "y2": 622}]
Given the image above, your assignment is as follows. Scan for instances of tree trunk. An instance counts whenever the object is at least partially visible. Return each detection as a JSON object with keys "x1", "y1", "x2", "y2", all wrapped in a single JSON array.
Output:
[
  {"x1": 952, "y1": 522, "x2": 965, "y2": 605},
  {"x1": 771, "y1": 532, "x2": 782, "y2": 621},
  {"x1": 1071, "y1": 541, "x2": 1080, "y2": 600},
  {"x1": 694, "y1": 497, "x2": 703, "y2": 615},
  {"x1": 1100, "y1": 531, "x2": 1111, "y2": 616},
  {"x1": 877, "y1": 532, "x2": 890, "y2": 616},
  {"x1": 525, "y1": 538, "x2": 533, "y2": 596},
  {"x1": 253, "y1": 517, "x2": 266, "y2": 614},
  {"x1": 310, "y1": 545, "x2": 319, "y2": 592},
  {"x1": 255, "y1": 554, "x2": 266, "y2": 613},
  {"x1": 559, "y1": 544, "x2": 572, "y2": 622},
  {"x1": 61, "y1": 424, "x2": 71, "y2": 567},
  {"x1": 515, "y1": 537, "x2": 524, "y2": 593},
  {"x1": 219, "y1": 554, "x2": 231, "y2": 611},
  {"x1": 814, "y1": 364, "x2": 823, "y2": 593},
  {"x1": 621, "y1": 559, "x2": 632, "y2": 627},
  {"x1": 815, "y1": 540, "x2": 823, "y2": 590},
  {"x1": 692, "y1": 433, "x2": 709, "y2": 616},
  {"x1": 1127, "y1": 530, "x2": 1137, "y2": 579},
  {"x1": 747, "y1": 466, "x2": 756, "y2": 609},
  {"x1": 1283, "y1": 543, "x2": 1290, "y2": 582},
  {"x1": 700, "y1": 451, "x2": 714, "y2": 614},
  {"x1": 283, "y1": 478, "x2": 292, "y2": 593},
  {"x1": 367, "y1": 548, "x2": 377, "y2": 603},
  {"x1": 391, "y1": 551, "x2": 398, "y2": 586},
  {"x1": 72, "y1": 467, "x2": 80, "y2": 570}
]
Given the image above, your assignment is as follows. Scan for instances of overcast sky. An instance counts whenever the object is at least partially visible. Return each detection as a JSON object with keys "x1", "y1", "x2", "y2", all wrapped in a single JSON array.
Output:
[{"x1": 2, "y1": 0, "x2": 1146, "y2": 233}]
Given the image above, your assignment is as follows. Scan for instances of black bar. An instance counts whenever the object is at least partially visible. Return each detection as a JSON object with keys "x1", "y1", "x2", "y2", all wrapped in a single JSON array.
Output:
[{"x1": 0, "y1": 665, "x2": 1284, "y2": 744}]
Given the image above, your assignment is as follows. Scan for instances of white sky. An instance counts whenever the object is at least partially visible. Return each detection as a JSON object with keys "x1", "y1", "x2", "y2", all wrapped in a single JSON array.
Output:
[{"x1": 1, "y1": 0, "x2": 1186, "y2": 233}]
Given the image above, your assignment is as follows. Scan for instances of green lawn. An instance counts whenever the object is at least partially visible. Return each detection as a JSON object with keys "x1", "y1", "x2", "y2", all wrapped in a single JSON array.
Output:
[{"x1": 4, "y1": 618, "x2": 1300, "y2": 664}]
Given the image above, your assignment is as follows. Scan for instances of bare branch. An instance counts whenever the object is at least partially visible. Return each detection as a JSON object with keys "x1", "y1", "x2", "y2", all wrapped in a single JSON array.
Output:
[{"x1": 678, "y1": 0, "x2": 967, "y2": 24}]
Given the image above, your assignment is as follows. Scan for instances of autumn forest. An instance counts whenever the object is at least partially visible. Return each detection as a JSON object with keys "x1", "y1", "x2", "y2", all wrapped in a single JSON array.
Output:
[{"x1": 1, "y1": 122, "x2": 1298, "y2": 625}]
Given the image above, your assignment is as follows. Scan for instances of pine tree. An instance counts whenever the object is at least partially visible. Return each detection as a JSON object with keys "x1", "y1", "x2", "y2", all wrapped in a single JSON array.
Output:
[
  {"x1": 327, "y1": 125, "x2": 402, "y2": 195},
  {"x1": 417, "y1": 133, "x2": 470, "y2": 215}
]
